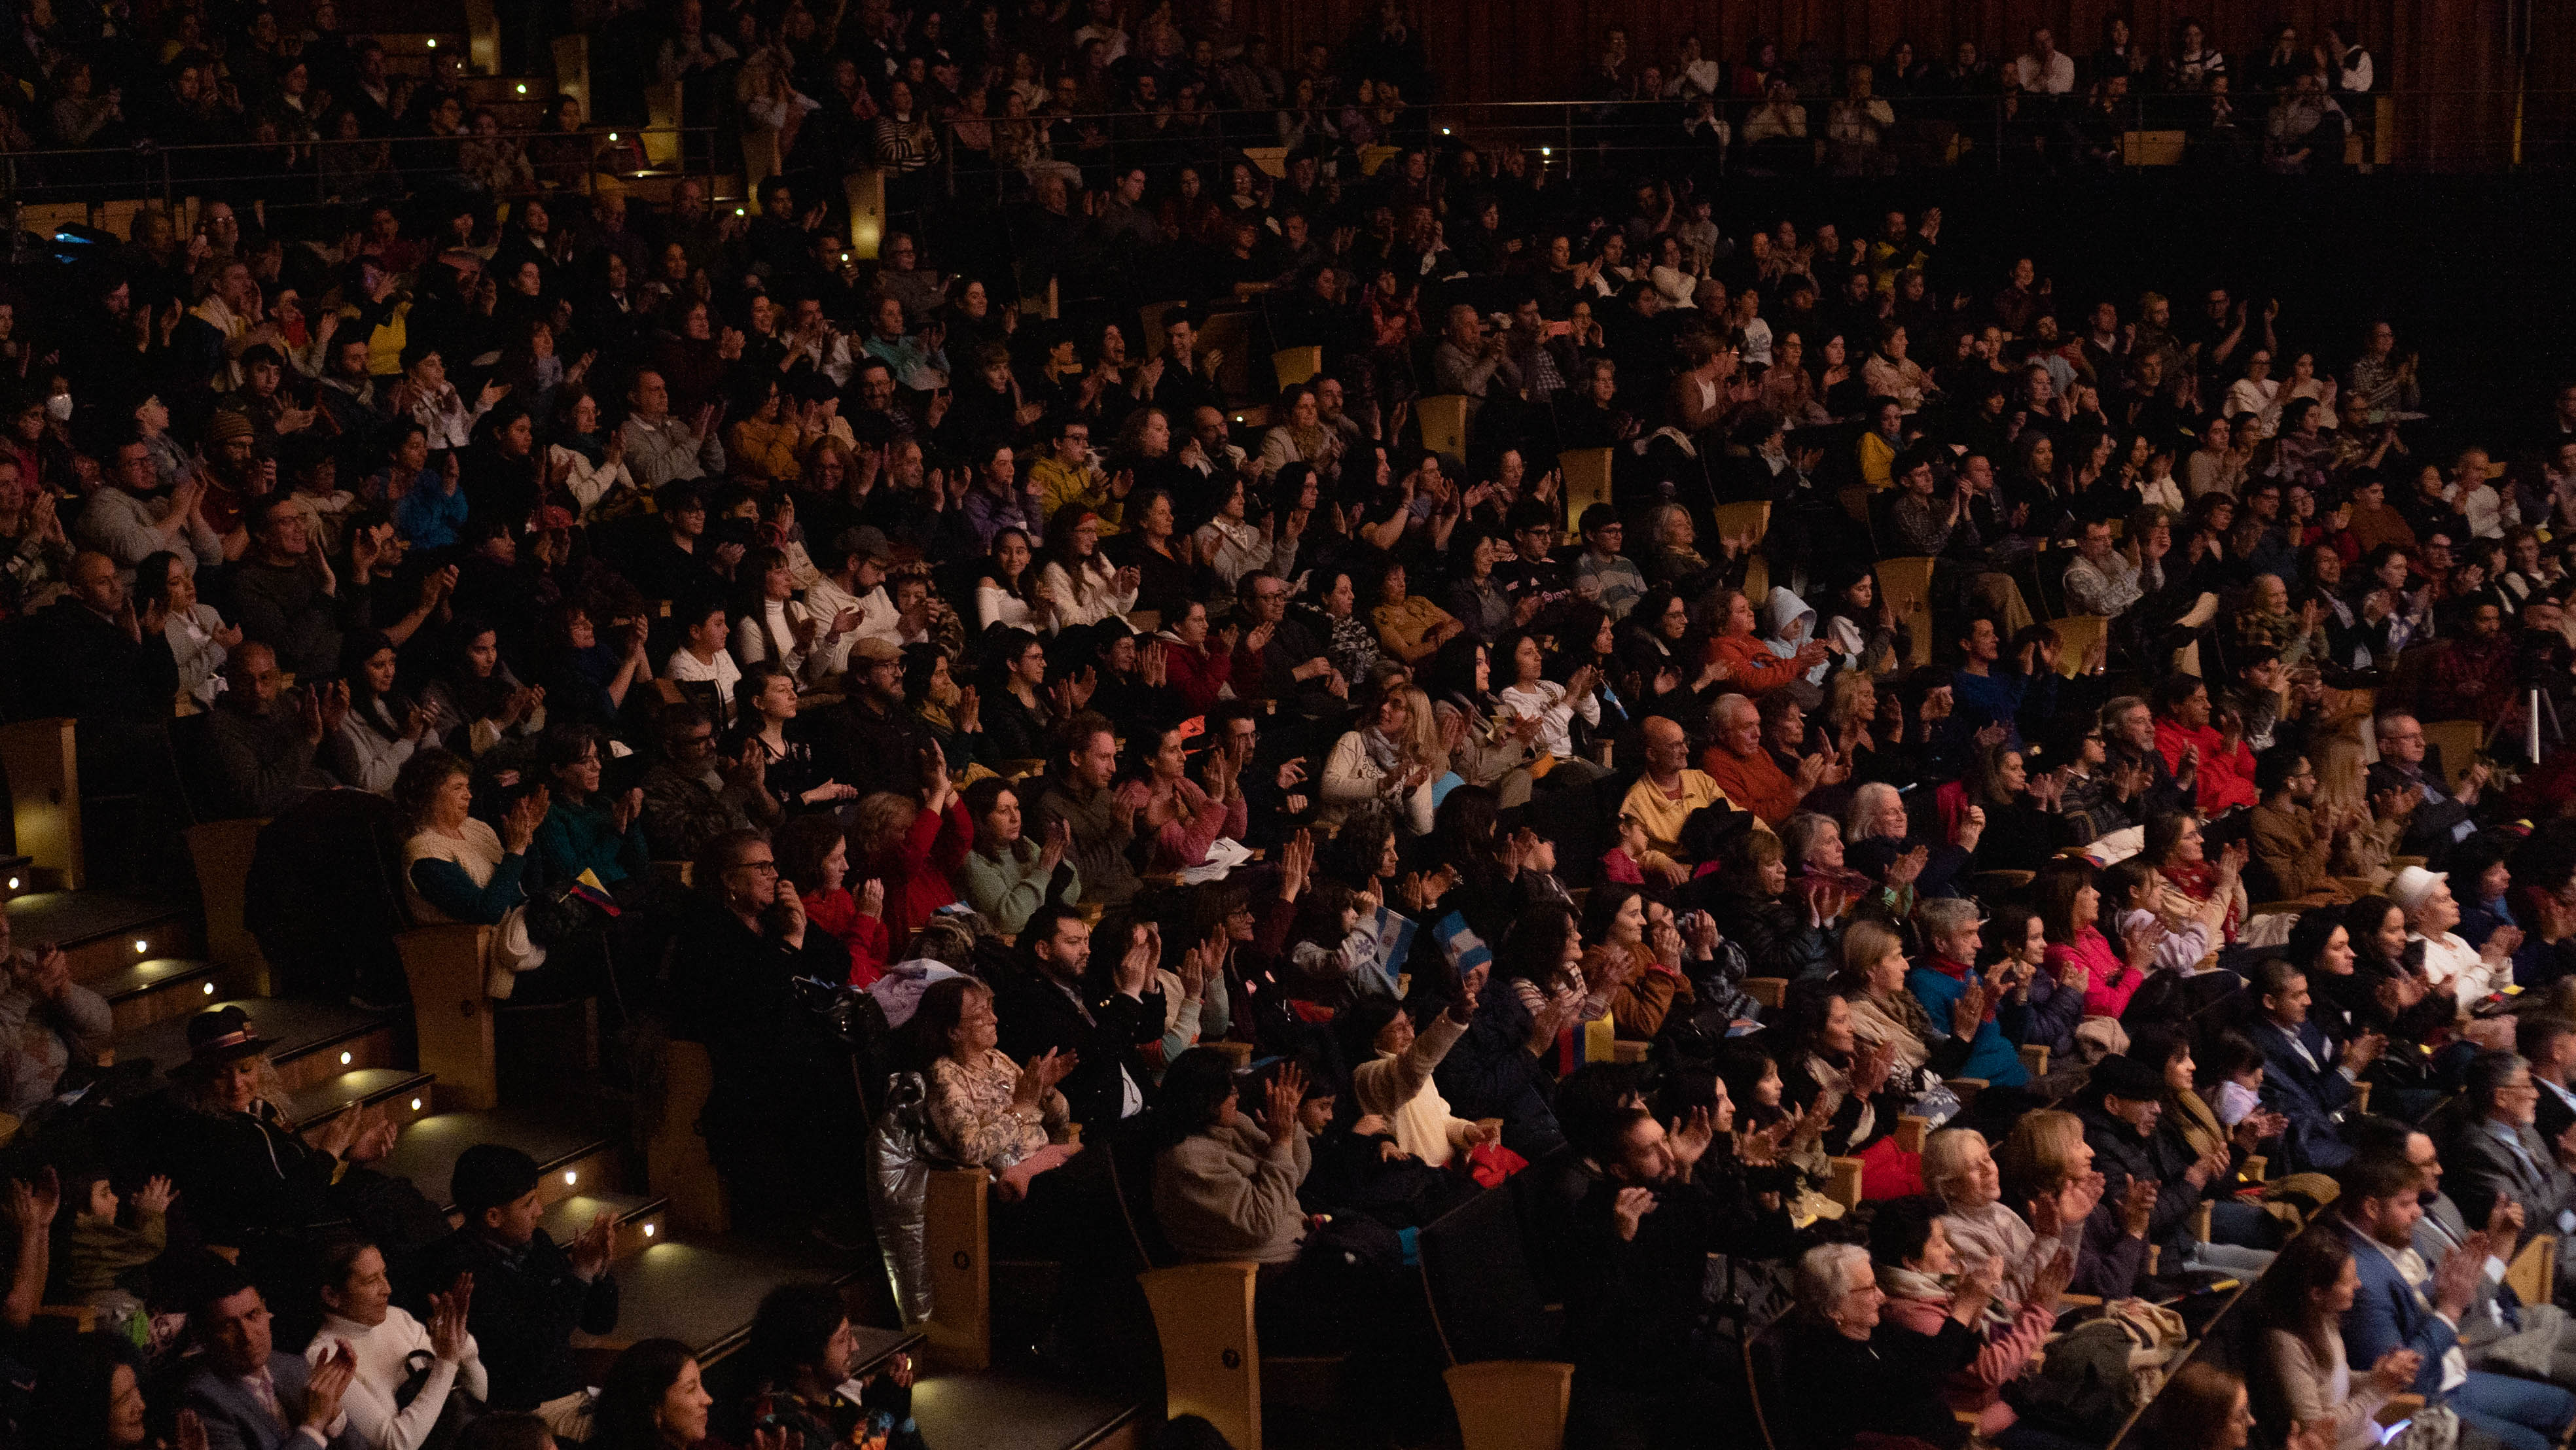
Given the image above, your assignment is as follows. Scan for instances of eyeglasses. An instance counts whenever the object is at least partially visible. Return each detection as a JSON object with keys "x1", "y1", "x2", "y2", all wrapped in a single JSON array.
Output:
[{"x1": 732, "y1": 858, "x2": 780, "y2": 875}]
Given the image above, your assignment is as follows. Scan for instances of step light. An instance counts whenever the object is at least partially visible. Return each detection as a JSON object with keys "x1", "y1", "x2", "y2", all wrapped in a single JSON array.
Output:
[
  {"x1": 7, "y1": 877, "x2": 18, "y2": 889},
  {"x1": 516, "y1": 83, "x2": 527, "y2": 94},
  {"x1": 563, "y1": 1170, "x2": 578, "y2": 1186},
  {"x1": 412, "y1": 1099, "x2": 423, "y2": 1110},
  {"x1": 425, "y1": 37, "x2": 436, "y2": 46},
  {"x1": 642, "y1": 1222, "x2": 654, "y2": 1237},
  {"x1": 203, "y1": 982, "x2": 215, "y2": 994},
  {"x1": 134, "y1": 940, "x2": 148, "y2": 953},
  {"x1": 340, "y1": 1051, "x2": 353, "y2": 1065}
]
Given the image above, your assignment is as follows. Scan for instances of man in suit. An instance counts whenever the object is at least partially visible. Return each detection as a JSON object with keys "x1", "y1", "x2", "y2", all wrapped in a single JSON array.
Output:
[
  {"x1": 183, "y1": 1267, "x2": 366, "y2": 1450},
  {"x1": 988, "y1": 903, "x2": 1166, "y2": 1139},
  {"x1": 2353, "y1": 1116, "x2": 2576, "y2": 1385},
  {"x1": 2368, "y1": 713, "x2": 2483, "y2": 868},
  {"x1": 2443, "y1": 1051, "x2": 2576, "y2": 1302},
  {"x1": 2331, "y1": 1151, "x2": 2576, "y2": 1449},
  {"x1": 2251, "y1": 959, "x2": 2380, "y2": 1173}
]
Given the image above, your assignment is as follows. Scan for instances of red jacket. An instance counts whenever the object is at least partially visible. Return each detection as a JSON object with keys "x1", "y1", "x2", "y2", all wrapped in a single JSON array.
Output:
[
  {"x1": 1706, "y1": 631, "x2": 1811, "y2": 697},
  {"x1": 802, "y1": 886, "x2": 892, "y2": 988},
  {"x1": 2153, "y1": 715, "x2": 2259, "y2": 814},
  {"x1": 868, "y1": 794, "x2": 973, "y2": 947}
]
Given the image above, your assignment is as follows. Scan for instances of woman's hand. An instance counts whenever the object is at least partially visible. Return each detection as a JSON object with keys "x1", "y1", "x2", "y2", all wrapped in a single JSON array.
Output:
[
  {"x1": 501, "y1": 785, "x2": 550, "y2": 854},
  {"x1": 1950, "y1": 1254, "x2": 2004, "y2": 1324},
  {"x1": 427, "y1": 1273, "x2": 476, "y2": 1364},
  {"x1": 1012, "y1": 1047, "x2": 1076, "y2": 1108}
]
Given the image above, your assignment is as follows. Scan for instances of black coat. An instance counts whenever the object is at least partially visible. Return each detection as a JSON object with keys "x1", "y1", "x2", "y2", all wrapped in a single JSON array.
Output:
[
  {"x1": 986, "y1": 955, "x2": 1166, "y2": 1137},
  {"x1": 406, "y1": 1226, "x2": 620, "y2": 1410}
]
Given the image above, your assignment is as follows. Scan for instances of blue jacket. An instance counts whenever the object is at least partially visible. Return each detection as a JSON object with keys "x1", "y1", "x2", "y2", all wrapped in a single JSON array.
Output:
[
  {"x1": 2338, "y1": 1221, "x2": 2462, "y2": 1401},
  {"x1": 2257, "y1": 1017, "x2": 2355, "y2": 1173},
  {"x1": 1907, "y1": 963, "x2": 2029, "y2": 1088}
]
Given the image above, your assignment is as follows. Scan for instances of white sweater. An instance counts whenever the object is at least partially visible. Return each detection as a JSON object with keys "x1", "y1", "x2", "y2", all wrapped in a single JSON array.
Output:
[{"x1": 308, "y1": 1309, "x2": 487, "y2": 1450}]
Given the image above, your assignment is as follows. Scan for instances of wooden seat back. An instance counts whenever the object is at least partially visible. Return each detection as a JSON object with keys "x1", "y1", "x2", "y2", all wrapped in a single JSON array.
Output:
[
  {"x1": 395, "y1": 924, "x2": 497, "y2": 1109},
  {"x1": 186, "y1": 818, "x2": 273, "y2": 993},
  {"x1": 923, "y1": 1167, "x2": 991, "y2": 1370},
  {"x1": 646, "y1": 1037, "x2": 732, "y2": 1233},
  {"x1": 1418, "y1": 394, "x2": 1471, "y2": 459},
  {"x1": 1558, "y1": 448, "x2": 1612, "y2": 541},
  {"x1": 1141, "y1": 1260, "x2": 1263, "y2": 1450},
  {"x1": 1445, "y1": 1360, "x2": 1574, "y2": 1450}
]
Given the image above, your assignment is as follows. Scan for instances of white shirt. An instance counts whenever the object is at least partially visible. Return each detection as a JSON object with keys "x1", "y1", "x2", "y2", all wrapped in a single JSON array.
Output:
[
  {"x1": 664, "y1": 646, "x2": 742, "y2": 708},
  {"x1": 309, "y1": 1309, "x2": 486, "y2": 1450},
  {"x1": 2413, "y1": 928, "x2": 2507, "y2": 1006},
  {"x1": 804, "y1": 576, "x2": 901, "y2": 675},
  {"x1": 2015, "y1": 50, "x2": 2075, "y2": 94},
  {"x1": 1497, "y1": 679, "x2": 1599, "y2": 759}
]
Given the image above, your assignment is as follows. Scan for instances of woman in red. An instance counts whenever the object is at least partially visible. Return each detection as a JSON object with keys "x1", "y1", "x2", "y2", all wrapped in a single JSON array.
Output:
[
  {"x1": 774, "y1": 813, "x2": 889, "y2": 987},
  {"x1": 848, "y1": 754, "x2": 973, "y2": 953},
  {"x1": 1704, "y1": 588, "x2": 1830, "y2": 699},
  {"x1": 2037, "y1": 864, "x2": 2149, "y2": 1019},
  {"x1": 2147, "y1": 809, "x2": 2249, "y2": 946},
  {"x1": 1116, "y1": 722, "x2": 1247, "y2": 873},
  {"x1": 1155, "y1": 598, "x2": 1236, "y2": 713}
]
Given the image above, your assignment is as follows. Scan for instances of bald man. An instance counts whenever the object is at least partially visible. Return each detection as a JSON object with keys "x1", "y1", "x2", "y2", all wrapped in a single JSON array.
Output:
[
  {"x1": 1619, "y1": 715, "x2": 1739, "y2": 859},
  {"x1": 30, "y1": 550, "x2": 180, "y2": 727}
]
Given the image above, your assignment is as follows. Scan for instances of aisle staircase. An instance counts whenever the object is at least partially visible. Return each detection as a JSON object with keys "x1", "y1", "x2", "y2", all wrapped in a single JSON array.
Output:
[{"x1": 1, "y1": 719, "x2": 1145, "y2": 1447}]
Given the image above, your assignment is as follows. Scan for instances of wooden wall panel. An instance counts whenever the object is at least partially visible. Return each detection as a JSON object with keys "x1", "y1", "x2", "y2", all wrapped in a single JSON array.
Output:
[{"x1": 1230, "y1": 0, "x2": 2550, "y2": 168}]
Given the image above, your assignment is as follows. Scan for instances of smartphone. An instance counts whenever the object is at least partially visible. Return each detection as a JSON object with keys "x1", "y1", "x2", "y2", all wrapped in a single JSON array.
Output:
[{"x1": 1545, "y1": 320, "x2": 1573, "y2": 339}]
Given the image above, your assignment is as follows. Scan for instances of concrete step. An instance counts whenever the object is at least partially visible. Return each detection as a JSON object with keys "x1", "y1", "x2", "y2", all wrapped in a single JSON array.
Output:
[
  {"x1": 906, "y1": 1368, "x2": 1143, "y2": 1450},
  {"x1": 91, "y1": 956, "x2": 227, "y2": 1034},
  {"x1": 7, "y1": 890, "x2": 201, "y2": 980},
  {"x1": 113, "y1": 996, "x2": 399, "y2": 1093},
  {"x1": 541, "y1": 1190, "x2": 670, "y2": 1265},
  {"x1": 287, "y1": 1067, "x2": 438, "y2": 1132},
  {"x1": 380, "y1": 1101, "x2": 630, "y2": 1213},
  {"x1": 601, "y1": 1230, "x2": 881, "y2": 1364}
]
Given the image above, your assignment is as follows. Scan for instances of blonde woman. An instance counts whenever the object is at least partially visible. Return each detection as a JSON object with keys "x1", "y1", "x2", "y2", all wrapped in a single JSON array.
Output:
[
  {"x1": 1319, "y1": 685, "x2": 1438, "y2": 835},
  {"x1": 1997, "y1": 1107, "x2": 2149, "y2": 1299},
  {"x1": 1927, "y1": 1127, "x2": 2066, "y2": 1316}
]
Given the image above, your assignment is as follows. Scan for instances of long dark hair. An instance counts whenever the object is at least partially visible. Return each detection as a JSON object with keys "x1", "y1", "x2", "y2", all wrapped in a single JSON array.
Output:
[
  {"x1": 23, "y1": 1333, "x2": 139, "y2": 1450},
  {"x1": 902, "y1": 975, "x2": 988, "y2": 1072},
  {"x1": 591, "y1": 1339, "x2": 698, "y2": 1450},
  {"x1": 2255, "y1": 1227, "x2": 2353, "y2": 1370},
  {"x1": 341, "y1": 628, "x2": 414, "y2": 743}
]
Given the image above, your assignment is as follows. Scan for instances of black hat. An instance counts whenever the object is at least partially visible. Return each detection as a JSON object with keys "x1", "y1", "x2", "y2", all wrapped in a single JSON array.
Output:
[
  {"x1": 185, "y1": 1005, "x2": 274, "y2": 1066},
  {"x1": 448, "y1": 1143, "x2": 543, "y2": 1219},
  {"x1": 2090, "y1": 1053, "x2": 2166, "y2": 1103}
]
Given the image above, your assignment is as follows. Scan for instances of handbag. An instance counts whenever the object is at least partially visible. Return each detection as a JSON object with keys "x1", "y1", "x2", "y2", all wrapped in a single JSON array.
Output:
[{"x1": 483, "y1": 906, "x2": 550, "y2": 999}]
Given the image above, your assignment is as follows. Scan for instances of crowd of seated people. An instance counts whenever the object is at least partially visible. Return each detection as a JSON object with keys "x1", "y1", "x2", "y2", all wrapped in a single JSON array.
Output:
[{"x1": 5, "y1": 2, "x2": 2576, "y2": 1449}]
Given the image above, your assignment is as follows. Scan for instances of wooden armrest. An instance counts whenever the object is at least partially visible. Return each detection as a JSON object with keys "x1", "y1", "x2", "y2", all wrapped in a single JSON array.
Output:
[
  {"x1": 2242, "y1": 1154, "x2": 2267, "y2": 1183},
  {"x1": 1611, "y1": 1040, "x2": 1649, "y2": 1065},
  {"x1": 2019, "y1": 1043, "x2": 2051, "y2": 1076},
  {"x1": 1954, "y1": 1410, "x2": 1984, "y2": 1427},
  {"x1": 2190, "y1": 1201, "x2": 2213, "y2": 1244},
  {"x1": 2378, "y1": 1394, "x2": 2426, "y2": 1426},
  {"x1": 1744, "y1": 977, "x2": 1788, "y2": 1009},
  {"x1": 2056, "y1": 1293, "x2": 2103, "y2": 1309},
  {"x1": 2249, "y1": 900, "x2": 2305, "y2": 917},
  {"x1": 1896, "y1": 1114, "x2": 1929, "y2": 1154},
  {"x1": 2145, "y1": 1245, "x2": 2160, "y2": 1275},
  {"x1": 2391, "y1": 855, "x2": 2429, "y2": 870},
  {"x1": 2352, "y1": 1080, "x2": 2373, "y2": 1114},
  {"x1": 1825, "y1": 1157, "x2": 1865, "y2": 1210}
]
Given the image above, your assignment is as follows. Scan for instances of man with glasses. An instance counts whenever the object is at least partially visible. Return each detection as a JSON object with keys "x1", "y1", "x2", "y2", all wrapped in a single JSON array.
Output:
[
  {"x1": 639, "y1": 703, "x2": 776, "y2": 861},
  {"x1": 1571, "y1": 503, "x2": 1646, "y2": 620},
  {"x1": 670, "y1": 826, "x2": 863, "y2": 1237},
  {"x1": 2444, "y1": 1051, "x2": 2576, "y2": 1309},
  {"x1": 1232, "y1": 569, "x2": 1340, "y2": 716},
  {"x1": 819, "y1": 636, "x2": 931, "y2": 803},
  {"x1": 2367, "y1": 711, "x2": 2483, "y2": 867}
]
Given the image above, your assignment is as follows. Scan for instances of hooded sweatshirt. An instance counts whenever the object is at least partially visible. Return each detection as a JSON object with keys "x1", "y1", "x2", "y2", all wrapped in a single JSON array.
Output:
[{"x1": 1760, "y1": 585, "x2": 1831, "y2": 686}]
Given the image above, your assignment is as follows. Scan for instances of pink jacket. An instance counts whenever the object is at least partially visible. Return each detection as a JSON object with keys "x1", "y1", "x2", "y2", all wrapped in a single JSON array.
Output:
[
  {"x1": 1880, "y1": 1290, "x2": 2057, "y2": 1419},
  {"x1": 1118, "y1": 777, "x2": 1247, "y2": 872},
  {"x1": 2046, "y1": 926, "x2": 2139, "y2": 1017}
]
